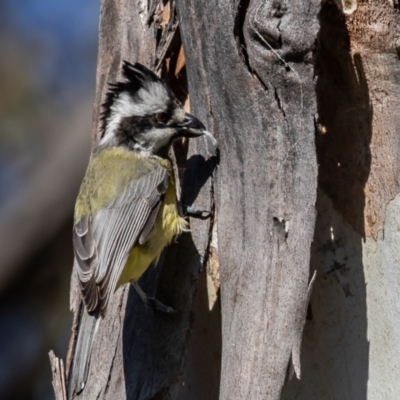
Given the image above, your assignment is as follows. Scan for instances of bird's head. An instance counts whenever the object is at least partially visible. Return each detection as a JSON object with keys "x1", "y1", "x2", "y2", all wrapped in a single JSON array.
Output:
[{"x1": 98, "y1": 61, "x2": 207, "y2": 156}]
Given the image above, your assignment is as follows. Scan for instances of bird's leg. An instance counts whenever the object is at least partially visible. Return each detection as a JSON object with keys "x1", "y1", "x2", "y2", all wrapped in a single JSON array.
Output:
[
  {"x1": 178, "y1": 202, "x2": 211, "y2": 220},
  {"x1": 131, "y1": 281, "x2": 176, "y2": 313}
]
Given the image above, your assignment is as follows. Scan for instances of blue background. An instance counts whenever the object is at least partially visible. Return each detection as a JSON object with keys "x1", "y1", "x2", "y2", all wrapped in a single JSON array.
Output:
[{"x1": 0, "y1": 1, "x2": 98, "y2": 398}]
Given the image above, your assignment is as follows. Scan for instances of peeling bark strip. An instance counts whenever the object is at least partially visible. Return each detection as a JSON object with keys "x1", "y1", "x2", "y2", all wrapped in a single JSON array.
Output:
[
  {"x1": 49, "y1": 351, "x2": 67, "y2": 400},
  {"x1": 177, "y1": 0, "x2": 319, "y2": 399},
  {"x1": 51, "y1": 0, "x2": 215, "y2": 399}
]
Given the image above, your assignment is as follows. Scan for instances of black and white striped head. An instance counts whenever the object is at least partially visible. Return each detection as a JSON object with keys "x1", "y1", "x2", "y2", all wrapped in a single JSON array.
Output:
[{"x1": 99, "y1": 61, "x2": 206, "y2": 155}]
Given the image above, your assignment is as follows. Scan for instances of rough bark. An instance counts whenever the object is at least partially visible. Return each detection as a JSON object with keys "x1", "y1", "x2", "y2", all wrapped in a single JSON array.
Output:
[
  {"x1": 282, "y1": 2, "x2": 400, "y2": 399},
  {"x1": 52, "y1": 0, "x2": 321, "y2": 398},
  {"x1": 176, "y1": 0, "x2": 319, "y2": 399},
  {"x1": 51, "y1": 1, "x2": 400, "y2": 399},
  {"x1": 51, "y1": 0, "x2": 216, "y2": 399},
  {"x1": 49, "y1": 351, "x2": 67, "y2": 400}
]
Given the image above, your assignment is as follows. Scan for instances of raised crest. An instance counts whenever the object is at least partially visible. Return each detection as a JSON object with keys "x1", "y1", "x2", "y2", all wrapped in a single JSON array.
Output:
[{"x1": 100, "y1": 61, "x2": 161, "y2": 138}]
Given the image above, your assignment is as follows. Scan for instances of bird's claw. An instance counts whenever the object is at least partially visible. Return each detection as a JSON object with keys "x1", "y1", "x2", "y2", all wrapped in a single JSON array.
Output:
[
  {"x1": 180, "y1": 204, "x2": 211, "y2": 220},
  {"x1": 147, "y1": 297, "x2": 177, "y2": 313},
  {"x1": 132, "y1": 281, "x2": 176, "y2": 313}
]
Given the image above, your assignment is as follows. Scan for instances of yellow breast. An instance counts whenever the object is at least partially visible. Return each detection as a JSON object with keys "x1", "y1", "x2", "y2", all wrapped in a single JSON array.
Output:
[{"x1": 116, "y1": 178, "x2": 187, "y2": 287}]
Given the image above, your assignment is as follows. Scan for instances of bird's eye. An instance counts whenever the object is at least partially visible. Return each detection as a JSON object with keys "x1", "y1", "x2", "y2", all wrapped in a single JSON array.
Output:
[{"x1": 156, "y1": 112, "x2": 169, "y2": 124}]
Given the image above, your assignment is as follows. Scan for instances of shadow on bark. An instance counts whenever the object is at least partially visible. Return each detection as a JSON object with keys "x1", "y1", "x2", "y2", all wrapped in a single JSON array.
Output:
[
  {"x1": 122, "y1": 152, "x2": 220, "y2": 399},
  {"x1": 174, "y1": 266, "x2": 222, "y2": 400},
  {"x1": 282, "y1": 3, "x2": 371, "y2": 399},
  {"x1": 122, "y1": 233, "x2": 200, "y2": 399}
]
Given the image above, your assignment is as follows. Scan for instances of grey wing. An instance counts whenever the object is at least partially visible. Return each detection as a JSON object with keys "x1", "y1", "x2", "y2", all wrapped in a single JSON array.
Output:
[{"x1": 73, "y1": 166, "x2": 169, "y2": 317}]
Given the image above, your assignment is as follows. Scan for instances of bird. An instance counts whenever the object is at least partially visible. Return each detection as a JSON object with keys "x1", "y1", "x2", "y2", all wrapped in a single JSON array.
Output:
[{"x1": 68, "y1": 61, "x2": 212, "y2": 397}]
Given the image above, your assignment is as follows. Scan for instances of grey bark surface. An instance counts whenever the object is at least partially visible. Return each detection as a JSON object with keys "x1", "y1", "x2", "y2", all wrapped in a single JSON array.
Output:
[
  {"x1": 49, "y1": 351, "x2": 67, "y2": 400},
  {"x1": 50, "y1": 1, "x2": 400, "y2": 399},
  {"x1": 282, "y1": 2, "x2": 400, "y2": 399},
  {"x1": 52, "y1": 0, "x2": 322, "y2": 399},
  {"x1": 176, "y1": 0, "x2": 319, "y2": 399},
  {"x1": 51, "y1": 0, "x2": 216, "y2": 399}
]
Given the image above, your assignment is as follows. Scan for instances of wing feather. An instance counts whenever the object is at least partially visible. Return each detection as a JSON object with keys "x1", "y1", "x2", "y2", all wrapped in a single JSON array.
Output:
[{"x1": 73, "y1": 163, "x2": 169, "y2": 317}]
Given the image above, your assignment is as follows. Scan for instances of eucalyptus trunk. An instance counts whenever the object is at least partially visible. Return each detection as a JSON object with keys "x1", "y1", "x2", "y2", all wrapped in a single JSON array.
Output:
[{"x1": 50, "y1": 1, "x2": 400, "y2": 400}]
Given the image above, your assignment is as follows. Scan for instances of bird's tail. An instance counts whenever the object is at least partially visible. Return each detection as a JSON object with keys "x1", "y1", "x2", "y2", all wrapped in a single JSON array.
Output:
[{"x1": 68, "y1": 308, "x2": 100, "y2": 399}]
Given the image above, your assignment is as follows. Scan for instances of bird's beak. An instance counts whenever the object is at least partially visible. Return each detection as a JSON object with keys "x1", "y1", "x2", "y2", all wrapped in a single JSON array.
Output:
[{"x1": 174, "y1": 112, "x2": 206, "y2": 138}]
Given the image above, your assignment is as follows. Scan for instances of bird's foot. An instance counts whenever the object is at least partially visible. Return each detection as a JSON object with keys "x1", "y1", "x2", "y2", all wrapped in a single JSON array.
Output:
[
  {"x1": 179, "y1": 203, "x2": 211, "y2": 220},
  {"x1": 147, "y1": 297, "x2": 176, "y2": 313},
  {"x1": 131, "y1": 282, "x2": 176, "y2": 313}
]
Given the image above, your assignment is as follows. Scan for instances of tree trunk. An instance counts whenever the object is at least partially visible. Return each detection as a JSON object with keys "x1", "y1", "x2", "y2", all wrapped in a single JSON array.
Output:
[
  {"x1": 51, "y1": 0, "x2": 216, "y2": 399},
  {"x1": 51, "y1": 1, "x2": 400, "y2": 400},
  {"x1": 177, "y1": 0, "x2": 319, "y2": 399},
  {"x1": 282, "y1": 2, "x2": 400, "y2": 399}
]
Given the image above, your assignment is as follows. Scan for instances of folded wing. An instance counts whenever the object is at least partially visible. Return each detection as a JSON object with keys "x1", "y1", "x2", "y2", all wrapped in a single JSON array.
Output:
[{"x1": 73, "y1": 165, "x2": 169, "y2": 317}]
